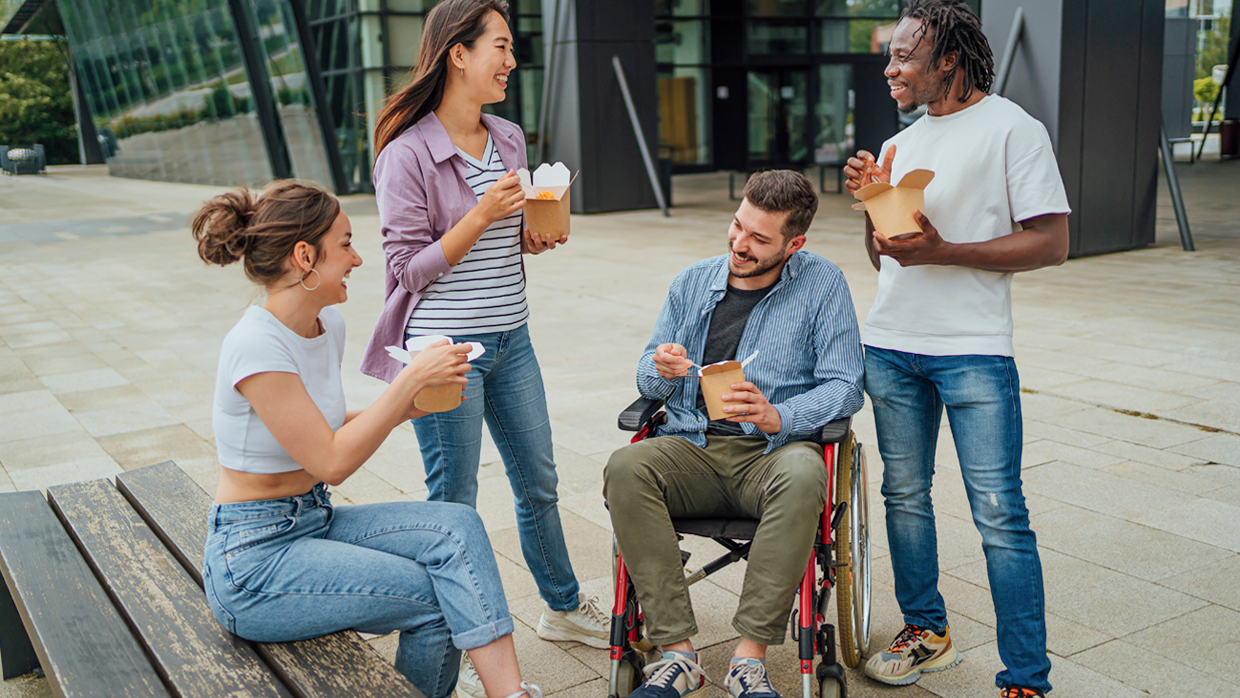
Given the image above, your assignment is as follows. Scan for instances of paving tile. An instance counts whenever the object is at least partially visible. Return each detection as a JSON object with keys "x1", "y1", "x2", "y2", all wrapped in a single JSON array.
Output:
[
  {"x1": 8, "y1": 456, "x2": 122, "y2": 491},
  {"x1": 1162, "y1": 399, "x2": 1240, "y2": 433},
  {"x1": 1130, "y1": 497, "x2": 1240, "y2": 553},
  {"x1": 1125, "y1": 605, "x2": 1240, "y2": 682},
  {"x1": 0, "y1": 429, "x2": 110, "y2": 471},
  {"x1": 54, "y1": 384, "x2": 151, "y2": 413},
  {"x1": 1101, "y1": 459, "x2": 1231, "y2": 496},
  {"x1": 1020, "y1": 439, "x2": 1125, "y2": 469},
  {"x1": 1071, "y1": 639, "x2": 1220, "y2": 698},
  {"x1": 329, "y1": 467, "x2": 413, "y2": 505},
  {"x1": 1086, "y1": 361, "x2": 1220, "y2": 393},
  {"x1": 37, "y1": 367, "x2": 130, "y2": 395},
  {"x1": 95, "y1": 424, "x2": 216, "y2": 470},
  {"x1": 1021, "y1": 419, "x2": 1111, "y2": 449},
  {"x1": 1046, "y1": 405, "x2": 1212, "y2": 449},
  {"x1": 0, "y1": 389, "x2": 59, "y2": 414},
  {"x1": 0, "y1": 404, "x2": 85, "y2": 443},
  {"x1": 950, "y1": 548, "x2": 1207, "y2": 637},
  {"x1": 1090, "y1": 439, "x2": 1207, "y2": 470},
  {"x1": 1021, "y1": 461, "x2": 1197, "y2": 520},
  {"x1": 71, "y1": 401, "x2": 180, "y2": 437},
  {"x1": 1048, "y1": 379, "x2": 1203, "y2": 413},
  {"x1": 491, "y1": 508, "x2": 615, "y2": 586},
  {"x1": 0, "y1": 372, "x2": 43, "y2": 395},
  {"x1": 1158, "y1": 554, "x2": 1240, "y2": 611},
  {"x1": 1030, "y1": 505, "x2": 1232, "y2": 582}
]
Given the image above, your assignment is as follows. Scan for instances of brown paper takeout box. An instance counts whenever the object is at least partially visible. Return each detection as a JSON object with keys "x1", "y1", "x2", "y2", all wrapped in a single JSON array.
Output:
[
  {"x1": 851, "y1": 169, "x2": 935, "y2": 237},
  {"x1": 414, "y1": 383, "x2": 464, "y2": 413},
  {"x1": 699, "y1": 361, "x2": 746, "y2": 421},
  {"x1": 519, "y1": 163, "x2": 578, "y2": 242}
]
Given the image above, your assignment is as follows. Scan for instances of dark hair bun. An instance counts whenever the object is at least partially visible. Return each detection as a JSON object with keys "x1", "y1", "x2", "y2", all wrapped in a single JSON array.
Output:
[{"x1": 192, "y1": 188, "x2": 258, "y2": 267}]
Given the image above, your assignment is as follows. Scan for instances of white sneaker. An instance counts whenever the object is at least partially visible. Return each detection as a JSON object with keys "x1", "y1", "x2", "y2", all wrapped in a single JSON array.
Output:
[
  {"x1": 536, "y1": 592, "x2": 610, "y2": 649},
  {"x1": 455, "y1": 654, "x2": 486, "y2": 698}
]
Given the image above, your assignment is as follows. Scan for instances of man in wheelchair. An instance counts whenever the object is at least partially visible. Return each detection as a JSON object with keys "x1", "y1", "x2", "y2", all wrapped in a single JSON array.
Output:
[{"x1": 603, "y1": 171, "x2": 864, "y2": 698}]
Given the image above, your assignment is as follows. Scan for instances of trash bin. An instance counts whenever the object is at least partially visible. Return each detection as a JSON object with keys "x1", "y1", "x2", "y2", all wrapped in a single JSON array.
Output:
[{"x1": 1220, "y1": 119, "x2": 1240, "y2": 159}]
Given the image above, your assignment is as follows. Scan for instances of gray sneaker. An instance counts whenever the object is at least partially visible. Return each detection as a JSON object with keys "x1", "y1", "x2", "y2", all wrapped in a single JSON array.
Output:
[{"x1": 536, "y1": 592, "x2": 609, "y2": 649}]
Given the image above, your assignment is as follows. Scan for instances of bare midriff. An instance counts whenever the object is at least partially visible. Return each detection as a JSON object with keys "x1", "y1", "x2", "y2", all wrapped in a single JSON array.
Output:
[{"x1": 215, "y1": 467, "x2": 321, "y2": 504}]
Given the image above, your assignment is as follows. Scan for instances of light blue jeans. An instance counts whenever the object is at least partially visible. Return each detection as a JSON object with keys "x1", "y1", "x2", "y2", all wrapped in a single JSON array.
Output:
[
  {"x1": 202, "y1": 484, "x2": 514, "y2": 698},
  {"x1": 409, "y1": 323, "x2": 581, "y2": 612},
  {"x1": 864, "y1": 346, "x2": 1050, "y2": 693}
]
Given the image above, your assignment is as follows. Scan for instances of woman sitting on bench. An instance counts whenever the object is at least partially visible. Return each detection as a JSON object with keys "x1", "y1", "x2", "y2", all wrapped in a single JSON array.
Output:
[{"x1": 193, "y1": 180, "x2": 538, "y2": 698}]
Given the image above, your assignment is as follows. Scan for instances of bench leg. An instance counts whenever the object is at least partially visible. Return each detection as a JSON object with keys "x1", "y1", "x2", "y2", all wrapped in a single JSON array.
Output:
[{"x1": 0, "y1": 578, "x2": 39, "y2": 680}]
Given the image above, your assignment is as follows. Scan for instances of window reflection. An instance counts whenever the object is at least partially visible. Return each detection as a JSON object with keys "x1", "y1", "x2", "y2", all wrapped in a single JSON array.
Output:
[{"x1": 57, "y1": 0, "x2": 274, "y2": 187}]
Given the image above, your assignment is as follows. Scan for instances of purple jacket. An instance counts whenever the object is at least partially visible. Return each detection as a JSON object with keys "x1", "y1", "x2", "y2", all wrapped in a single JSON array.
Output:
[{"x1": 361, "y1": 111, "x2": 528, "y2": 383}]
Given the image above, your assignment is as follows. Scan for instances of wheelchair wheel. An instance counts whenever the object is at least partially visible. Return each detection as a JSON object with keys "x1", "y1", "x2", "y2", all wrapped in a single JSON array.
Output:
[
  {"x1": 834, "y1": 437, "x2": 872, "y2": 668},
  {"x1": 614, "y1": 651, "x2": 647, "y2": 698},
  {"x1": 819, "y1": 675, "x2": 845, "y2": 698}
]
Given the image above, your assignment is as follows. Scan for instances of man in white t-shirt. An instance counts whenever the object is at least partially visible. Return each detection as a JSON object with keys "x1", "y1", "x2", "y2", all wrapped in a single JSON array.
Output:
[{"x1": 843, "y1": 2, "x2": 1069, "y2": 697}]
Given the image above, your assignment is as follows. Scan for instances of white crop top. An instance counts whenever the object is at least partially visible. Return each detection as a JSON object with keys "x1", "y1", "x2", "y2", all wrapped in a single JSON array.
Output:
[{"x1": 212, "y1": 305, "x2": 347, "y2": 474}]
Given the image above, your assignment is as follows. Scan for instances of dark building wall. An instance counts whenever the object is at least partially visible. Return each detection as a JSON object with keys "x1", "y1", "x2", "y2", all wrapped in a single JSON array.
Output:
[
  {"x1": 985, "y1": 0, "x2": 1164, "y2": 257},
  {"x1": 543, "y1": 0, "x2": 660, "y2": 214}
]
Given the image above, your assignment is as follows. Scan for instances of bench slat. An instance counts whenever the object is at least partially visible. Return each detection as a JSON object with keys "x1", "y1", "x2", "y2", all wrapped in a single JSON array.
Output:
[
  {"x1": 0, "y1": 491, "x2": 169, "y2": 696},
  {"x1": 48, "y1": 480, "x2": 295, "y2": 698},
  {"x1": 118, "y1": 462, "x2": 427, "y2": 698}
]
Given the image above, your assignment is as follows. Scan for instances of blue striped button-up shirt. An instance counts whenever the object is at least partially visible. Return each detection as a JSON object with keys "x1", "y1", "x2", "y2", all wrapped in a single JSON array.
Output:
[{"x1": 637, "y1": 251, "x2": 865, "y2": 453}]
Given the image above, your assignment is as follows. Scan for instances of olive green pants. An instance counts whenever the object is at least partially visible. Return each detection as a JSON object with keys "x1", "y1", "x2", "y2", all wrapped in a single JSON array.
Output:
[{"x1": 603, "y1": 434, "x2": 829, "y2": 646}]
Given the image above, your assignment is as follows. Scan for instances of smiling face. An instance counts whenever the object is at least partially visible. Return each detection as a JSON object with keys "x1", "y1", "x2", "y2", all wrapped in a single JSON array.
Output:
[
  {"x1": 726, "y1": 199, "x2": 805, "y2": 289},
  {"x1": 307, "y1": 211, "x2": 362, "y2": 305},
  {"x1": 454, "y1": 10, "x2": 516, "y2": 105},
  {"x1": 885, "y1": 18, "x2": 952, "y2": 115}
]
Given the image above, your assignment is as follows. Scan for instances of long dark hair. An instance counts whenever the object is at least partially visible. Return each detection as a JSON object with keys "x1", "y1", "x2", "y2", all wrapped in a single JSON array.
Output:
[
  {"x1": 374, "y1": 0, "x2": 510, "y2": 155},
  {"x1": 902, "y1": 0, "x2": 994, "y2": 104}
]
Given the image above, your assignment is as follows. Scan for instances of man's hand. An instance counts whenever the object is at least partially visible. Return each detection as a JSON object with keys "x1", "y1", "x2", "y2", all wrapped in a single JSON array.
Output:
[
  {"x1": 653, "y1": 343, "x2": 693, "y2": 379},
  {"x1": 523, "y1": 228, "x2": 568, "y2": 255},
  {"x1": 721, "y1": 381, "x2": 781, "y2": 434},
  {"x1": 871, "y1": 209, "x2": 955, "y2": 267},
  {"x1": 844, "y1": 146, "x2": 896, "y2": 195}
]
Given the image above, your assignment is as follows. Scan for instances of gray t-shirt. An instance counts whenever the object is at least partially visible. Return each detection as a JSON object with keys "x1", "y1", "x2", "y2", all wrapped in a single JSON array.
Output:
[{"x1": 697, "y1": 282, "x2": 775, "y2": 435}]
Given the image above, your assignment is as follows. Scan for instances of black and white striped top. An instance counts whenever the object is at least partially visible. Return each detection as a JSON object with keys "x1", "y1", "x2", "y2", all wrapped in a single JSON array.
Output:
[{"x1": 406, "y1": 134, "x2": 529, "y2": 336}]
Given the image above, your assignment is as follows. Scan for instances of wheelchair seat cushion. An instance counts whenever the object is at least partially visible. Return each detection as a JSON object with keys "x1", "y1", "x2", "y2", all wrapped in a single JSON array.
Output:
[{"x1": 671, "y1": 518, "x2": 760, "y2": 541}]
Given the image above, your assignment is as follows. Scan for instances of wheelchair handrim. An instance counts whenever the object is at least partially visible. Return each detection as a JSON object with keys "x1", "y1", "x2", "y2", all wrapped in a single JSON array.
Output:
[{"x1": 850, "y1": 443, "x2": 872, "y2": 652}]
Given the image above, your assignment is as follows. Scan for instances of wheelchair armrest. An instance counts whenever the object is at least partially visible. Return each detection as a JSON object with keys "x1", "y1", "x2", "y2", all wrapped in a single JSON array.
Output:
[
  {"x1": 814, "y1": 417, "x2": 851, "y2": 444},
  {"x1": 618, "y1": 396, "x2": 666, "y2": 431}
]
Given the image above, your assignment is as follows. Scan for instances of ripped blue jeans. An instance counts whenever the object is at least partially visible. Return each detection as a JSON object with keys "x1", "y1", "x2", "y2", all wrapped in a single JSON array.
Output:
[
  {"x1": 202, "y1": 485, "x2": 514, "y2": 698},
  {"x1": 864, "y1": 346, "x2": 1050, "y2": 693}
]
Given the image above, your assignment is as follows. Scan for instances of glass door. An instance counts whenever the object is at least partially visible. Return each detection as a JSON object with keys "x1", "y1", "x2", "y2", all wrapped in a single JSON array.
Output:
[{"x1": 747, "y1": 68, "x2": 811, "y2": 168}]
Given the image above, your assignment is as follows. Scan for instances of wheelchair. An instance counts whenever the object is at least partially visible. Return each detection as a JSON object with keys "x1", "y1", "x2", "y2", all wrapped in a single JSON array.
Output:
[{"x1": 607, "y1": 397, "x2": 872, "y2": 698}]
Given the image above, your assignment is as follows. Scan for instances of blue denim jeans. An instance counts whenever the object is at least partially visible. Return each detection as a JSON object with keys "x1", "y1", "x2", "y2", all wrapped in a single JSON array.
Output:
[
  {"x1": 409, "y1": 323, "x2": 580, "y2": 612},
  {"x1": 864, "y1": 346, "x2": 1050, "y2": 693},
  {"x1": 202, "y1": 485, "x2": 514, "y2": 698}
]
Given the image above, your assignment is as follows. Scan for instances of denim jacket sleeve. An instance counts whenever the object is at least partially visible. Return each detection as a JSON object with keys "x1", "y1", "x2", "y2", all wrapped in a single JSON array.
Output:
[
  {"x1": 375, "y1": 142, "x2": 453, "y2": 295},
  {"x1": 767, "y1": 270, "x2": 865, "y2": 448},
  {"x1": 636, "y1": 273, "x2": 686, "y2": 401}
]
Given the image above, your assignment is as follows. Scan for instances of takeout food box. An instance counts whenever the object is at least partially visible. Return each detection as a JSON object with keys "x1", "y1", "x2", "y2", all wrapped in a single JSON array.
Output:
[
  {"x1": 518, "y1": 163, "x2": 578, "y2": 242},
  {"x1": 699, "y1": 361, "x2": 746, "y2": 421},
  {"x1": 851, "y1": 169, "x2": 935, "y2": 237},
  {"x1": 396, "y1": 336, "x2": 486, "y2": 413}
]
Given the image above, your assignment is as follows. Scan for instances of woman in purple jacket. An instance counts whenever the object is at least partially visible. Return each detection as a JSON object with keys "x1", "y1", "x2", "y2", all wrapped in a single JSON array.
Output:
[{"x1": 360, "y1": 2, "x2": 607, "y2": 692}]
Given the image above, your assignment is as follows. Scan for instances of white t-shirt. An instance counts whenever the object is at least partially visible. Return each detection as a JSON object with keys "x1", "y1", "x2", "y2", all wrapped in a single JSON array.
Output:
[
  {"x1": 212, "y1": 305, "x2": 347, "y2": 474},
  {"x1": 863, "y1": 95, "x2": 1071, "y2": 357}
]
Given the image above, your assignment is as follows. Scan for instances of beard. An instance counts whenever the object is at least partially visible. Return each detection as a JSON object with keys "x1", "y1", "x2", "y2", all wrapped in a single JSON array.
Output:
[
  {"x1": 728, "y1": 240, "x2": 789, "y2": 278},
  {"x1": 896, "y1": 74, "x2": 948, "y2": 114}
]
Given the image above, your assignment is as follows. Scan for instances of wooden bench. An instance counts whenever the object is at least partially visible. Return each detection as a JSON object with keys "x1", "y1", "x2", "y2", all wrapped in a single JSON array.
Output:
[{"x1": 0, "y1": 461, "x2": 425, "y2": 698}]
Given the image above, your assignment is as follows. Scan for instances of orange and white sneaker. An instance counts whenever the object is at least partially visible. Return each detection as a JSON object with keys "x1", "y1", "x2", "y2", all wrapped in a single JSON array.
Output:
[
  {"x1": 1000, "y1": 687, "x2": 1045, "y2": 698},
  {"x1": 864, "y1": 623, "x2": 962, "y2": 685}
]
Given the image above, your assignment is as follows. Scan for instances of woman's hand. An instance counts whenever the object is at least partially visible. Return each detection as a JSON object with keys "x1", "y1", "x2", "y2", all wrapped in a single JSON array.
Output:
[
  {"x1": 522, "y1": 228, "x2": 568, "y2": 254},
  {"x1": 477, "y1": 170, "x2": 525, "y2": 225},
  {"x1": 402, "y1": 340, "x2": 472, "y2": 388}
]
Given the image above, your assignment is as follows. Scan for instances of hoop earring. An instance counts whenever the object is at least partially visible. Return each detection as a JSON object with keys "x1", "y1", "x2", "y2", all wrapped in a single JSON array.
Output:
[{"x1": 300, "y1": 268, "x2": 321, "y2": 291}]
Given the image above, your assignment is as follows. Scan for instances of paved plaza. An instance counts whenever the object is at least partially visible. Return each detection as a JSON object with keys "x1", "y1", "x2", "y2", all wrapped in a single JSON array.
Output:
[{"x1": 0, "y1": 161, "x2": 1237, "y2": 697}]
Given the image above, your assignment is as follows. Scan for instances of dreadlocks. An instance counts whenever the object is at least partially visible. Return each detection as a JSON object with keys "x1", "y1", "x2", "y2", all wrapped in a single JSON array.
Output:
[{"x1": 901, "y1": 0, "x2": 995, "y2": 103}]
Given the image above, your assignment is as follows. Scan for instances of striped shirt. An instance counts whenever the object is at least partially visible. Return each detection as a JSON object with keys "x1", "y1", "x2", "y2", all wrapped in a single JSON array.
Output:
[
  {"x1": 636, "y1": 251, "x2": 865, "y2": 453},
  {"x1": 406, "y1": 134, "x2": 529, "y2": 336}
]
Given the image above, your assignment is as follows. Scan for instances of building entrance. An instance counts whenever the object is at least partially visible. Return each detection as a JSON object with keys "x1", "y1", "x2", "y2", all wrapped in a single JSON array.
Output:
[{"x1": 747, "y1": 68, "x2": 812, "y2": 168}]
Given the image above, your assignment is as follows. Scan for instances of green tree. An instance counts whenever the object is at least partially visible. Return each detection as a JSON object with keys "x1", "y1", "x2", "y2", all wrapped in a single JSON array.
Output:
[
  {"x1": 0, "y1": 39, "x2": 78, "y2": 165},
  {"x1": 1197, "y1": 13, "x2": 1231, "y2": 80}
]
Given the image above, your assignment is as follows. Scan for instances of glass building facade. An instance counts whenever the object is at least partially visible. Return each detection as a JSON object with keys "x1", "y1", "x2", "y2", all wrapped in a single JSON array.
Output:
[{"x1": 11, "y1": 0, "x2": 909, "y2": 192}]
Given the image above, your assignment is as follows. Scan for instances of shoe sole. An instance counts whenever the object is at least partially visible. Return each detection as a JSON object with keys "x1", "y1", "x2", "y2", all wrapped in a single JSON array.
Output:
[
  {"x1": 864, "y1": 648, "x2": 963, "y2": 686},
  {"x1": 536, "y1": 618, "x2": 610, "y2": 649}
]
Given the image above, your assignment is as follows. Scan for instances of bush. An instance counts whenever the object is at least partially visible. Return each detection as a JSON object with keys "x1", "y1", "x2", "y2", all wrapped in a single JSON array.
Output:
[
  {"x1": 1194, "y1": 76, "x2": 1219, "y2": 107},
  {"x1": 0, "y1": 39, "x2": 77, "y2": 165}
]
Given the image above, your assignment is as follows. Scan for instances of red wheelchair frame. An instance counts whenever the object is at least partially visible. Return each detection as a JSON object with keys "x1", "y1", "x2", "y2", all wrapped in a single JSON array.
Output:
[{"x1": 607, "y1": 398, "x2": 868, "y2": 698}]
